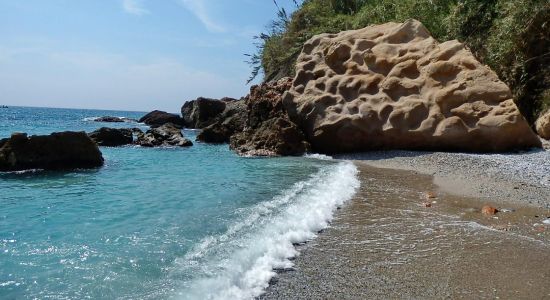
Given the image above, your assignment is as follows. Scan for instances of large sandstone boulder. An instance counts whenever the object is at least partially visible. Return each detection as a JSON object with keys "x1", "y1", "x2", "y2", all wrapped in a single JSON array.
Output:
[
  {"x1": 181, "y1": 97, "x2": 227, "y2": 128},
  {"x1": 136, "y1": 123, "x2": 193, "y2": 147},
  {"x1": 196, "y1": 99, "x2": 247, "y2": 143},
  {"x1": 535, "y1": 110, "x2": 550, "y2": 140},
  {"x1": 283, "y1": 19, "x2": 541, "y2": 153},
  {"x1": 0, "y1": 132, "x2": 104, "y2": 171},
  {"x1": 230, "y1": 78, "x2": 311, "y2": 156},
  {"x1": 139, "y1": 110, "x2": 184, "y2": 127},
  {"x1": 88, "y1": 127, "x2": 135, "y2": 146}
]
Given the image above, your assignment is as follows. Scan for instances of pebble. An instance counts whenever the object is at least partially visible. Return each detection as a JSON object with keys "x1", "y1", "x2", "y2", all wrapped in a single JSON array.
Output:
[{"x1": 482, "y1": 205, "x2": 498, "y2": 216}]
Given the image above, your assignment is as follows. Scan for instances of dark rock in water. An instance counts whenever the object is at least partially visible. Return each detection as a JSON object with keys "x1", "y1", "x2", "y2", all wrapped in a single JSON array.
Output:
[
  {"x1": 94, "y1": 116, "x2": 124, "y2": 123},
  {"x1": 181, "y1": 97, "x2": 227, "y2": 128},
  {"x1": 0, "y1": 131, "x2": 104, "y2": 171},
  {"x1": 136, "y1": 123, "x2": 193, "y2": 147},
  {"x1": 197, "y1": 100, "x2": 247, "y2": 143},
  {"x1": 139, "y1": 110, "x2": 184, "y2": 127},
  {"x1": 197, "y1": 123, "x2": 231, "y2": 144},
  {"x1": 129, "y1": 128, "x2": 144, "y2": 134},
  {"x1": 229, "y1": 78, "x2": 311, "y2": 156},
  {"x1": 94, "y1": 116, "x2": 138, "y2": 123},
  {"x1": 88, "y1": 127, "x2": 134, "y2": 146}
]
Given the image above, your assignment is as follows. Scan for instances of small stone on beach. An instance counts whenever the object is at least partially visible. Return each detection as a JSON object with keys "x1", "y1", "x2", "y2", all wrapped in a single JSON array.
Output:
[{"x1": 481, "y1": 205, "x2": 498, "y2": 216}]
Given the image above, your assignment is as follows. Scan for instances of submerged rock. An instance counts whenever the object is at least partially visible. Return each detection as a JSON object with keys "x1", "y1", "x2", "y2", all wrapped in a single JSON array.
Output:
[
  {"x1": 229, "y1": 78, "x2": 311, "y2": 156},
  {"x1": 0, "y1": 132, "x2": 104, "y2": 171},
  {"x1": 197, "y1": 100, "x2": 247, "y2": 143},
  {"x1": 88, "y1": 127, "x2": 135, "y2": 146},
  {"x1": 94, "y1": 116, "x2": 125, "y2": 123},
  {"x1": 283, "y1": 19, "x2": 541, "y2": 153},
  {"x1": 139, "y1": 110, "x2": 184, "y2": 127},
  {"x1": 136, "y1": 123, "x2": 193, "y2": 147},
  {"x1": 535, "y1": 109, "x2": 550, "y2": 140},
  {"x1": 93, "y1": 116, "x2": 137, "y2": 123},
  {"x1": 181, "y1": 97, "x2": 227, "y2": 128}
]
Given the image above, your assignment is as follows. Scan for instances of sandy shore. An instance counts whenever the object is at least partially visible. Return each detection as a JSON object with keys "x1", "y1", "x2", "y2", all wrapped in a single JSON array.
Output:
[{"x1": 261, "y1": 152, "x2": 550, "y2": 299}]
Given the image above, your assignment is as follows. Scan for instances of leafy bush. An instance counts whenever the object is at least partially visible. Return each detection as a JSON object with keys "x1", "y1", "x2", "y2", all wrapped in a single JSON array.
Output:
[{"x1": 250, "y1": 0, "x2": 549, "y2": 123}]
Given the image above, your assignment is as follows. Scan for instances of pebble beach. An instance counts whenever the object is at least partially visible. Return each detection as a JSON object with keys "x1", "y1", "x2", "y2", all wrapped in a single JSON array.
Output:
[{"x1": 262, "y1": 150, "x2": 550, "y2": 299}]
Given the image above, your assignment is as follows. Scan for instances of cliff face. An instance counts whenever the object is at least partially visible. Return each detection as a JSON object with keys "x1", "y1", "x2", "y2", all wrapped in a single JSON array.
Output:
[{"x1": 283, "y1": 20, "x2": 541, "y2": 153}]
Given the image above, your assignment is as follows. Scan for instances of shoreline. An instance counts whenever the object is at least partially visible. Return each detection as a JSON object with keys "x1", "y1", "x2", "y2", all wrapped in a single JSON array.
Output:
[{"x1": 261, "y1": 153, "x2": 550, "y2": 299}]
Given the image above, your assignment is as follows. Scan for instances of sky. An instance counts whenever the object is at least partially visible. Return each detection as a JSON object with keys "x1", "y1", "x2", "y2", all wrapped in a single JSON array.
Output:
[{"x1": 0, "y1": 0, "x2": 298, "y2": 112}]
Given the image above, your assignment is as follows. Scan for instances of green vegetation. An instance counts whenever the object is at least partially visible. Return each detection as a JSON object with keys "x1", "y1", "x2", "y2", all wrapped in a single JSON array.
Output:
[{"x1": 250, "y1": 0, "x2": 549, "y2": 123}]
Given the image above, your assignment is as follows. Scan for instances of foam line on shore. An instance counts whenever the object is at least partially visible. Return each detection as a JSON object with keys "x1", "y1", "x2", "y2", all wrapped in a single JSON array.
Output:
[{"x1": 172, "y1": 161, "x2": 359, "y2": 300}]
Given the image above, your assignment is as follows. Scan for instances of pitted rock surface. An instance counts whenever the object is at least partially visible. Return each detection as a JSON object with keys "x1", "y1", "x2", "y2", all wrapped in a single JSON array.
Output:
[
  {"x1": 536, "y1": 109, "x2": 550, "y2": 140},
  {"x1": 283, "y1": 19, "x2": 541, "y2": 153}
]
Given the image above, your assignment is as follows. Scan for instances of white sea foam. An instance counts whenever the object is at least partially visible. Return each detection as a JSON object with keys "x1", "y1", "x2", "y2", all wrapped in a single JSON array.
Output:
[
  {"x1": 82, "y1": 116, "x2": 100, "y2": 121},
  {"x1": 172, "y1": 161, "x2": 359, "y2": 300}
]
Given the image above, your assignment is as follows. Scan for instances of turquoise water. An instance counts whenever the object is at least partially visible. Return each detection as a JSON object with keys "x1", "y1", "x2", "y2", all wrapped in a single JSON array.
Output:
[{"x1": 0, "y1": 107, "x2": 359, "y2": 299}]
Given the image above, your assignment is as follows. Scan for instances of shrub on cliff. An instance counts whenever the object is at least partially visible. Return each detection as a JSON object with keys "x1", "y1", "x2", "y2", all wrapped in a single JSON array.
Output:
[{"x1": 250, "y1": 0, "x2": 549, "y2": 124}]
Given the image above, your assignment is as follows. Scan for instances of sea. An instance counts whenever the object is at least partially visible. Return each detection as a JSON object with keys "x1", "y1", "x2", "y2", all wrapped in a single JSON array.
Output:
[{"x1": 0, "y1": 106, "x2": 360, "y2": 299}]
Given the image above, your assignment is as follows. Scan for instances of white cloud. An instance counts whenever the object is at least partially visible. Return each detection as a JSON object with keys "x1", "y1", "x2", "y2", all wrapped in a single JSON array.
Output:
[
  {"x1": 179, "y1": 0, "x2": 226, "y2": 33},
  {"x1": 122, "y1": 0, "x2": 149, "y2": 16}
]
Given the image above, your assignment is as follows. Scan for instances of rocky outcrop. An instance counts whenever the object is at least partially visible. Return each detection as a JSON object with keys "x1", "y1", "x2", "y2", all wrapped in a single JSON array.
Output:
[
  {"x1": 283, "y1": 19, "x2": 541, "y2": 153},
  {"x1": 139, "y1": 110, "x2": 184, "y2": 127},
  {"x1": 136, "y1": 123, "x2": 192, "y2": 147},
  {"x1": 230, "y1": 78, "x2": 311, "y2": 156},
  {"x1": 88, "y1": 127, "x2": 135, "y2": 146},
  {"x1": 181, "y1": 97, "x2": 227, "y2": 128},
  {"x1": 0, "y1": 132, "x2": 104, "y2": 171},
  {"x1": 196, "y1": 100, "x2": 247, "y2": 143},
  {"x1": 535, "y1": 110, "x2": 550, "y2": 140}
]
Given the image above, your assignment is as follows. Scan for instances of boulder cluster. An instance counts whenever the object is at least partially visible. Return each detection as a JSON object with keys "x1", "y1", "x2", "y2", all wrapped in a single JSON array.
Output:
[
  {"x1": 229, "y1": 78, "x2": 310, "y2": 156},
  {"x1": 1, "y1": 20, "x2": 545, "y2": 172},
  {"x1": 88, "y1": 125, "x2": 193, "y2": 148},
  {"x1": 177, "y1": 20, "x2": 541, "y2": 155}
]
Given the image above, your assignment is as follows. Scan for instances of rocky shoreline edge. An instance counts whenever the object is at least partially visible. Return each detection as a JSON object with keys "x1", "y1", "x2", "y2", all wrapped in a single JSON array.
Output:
[{"x1": 2, "y1": 20, "x2": 550, "y2": 172}]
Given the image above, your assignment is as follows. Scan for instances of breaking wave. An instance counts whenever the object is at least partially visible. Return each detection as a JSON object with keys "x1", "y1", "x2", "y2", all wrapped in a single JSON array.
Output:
[{"x1": 172, "y1": 161, "x2": 359, "y2": 299}]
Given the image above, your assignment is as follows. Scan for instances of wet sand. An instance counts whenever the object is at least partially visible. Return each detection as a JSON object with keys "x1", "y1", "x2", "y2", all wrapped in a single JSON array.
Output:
[{"x1": 261, "y1": 163, "x2": 550, "y2": 299}]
